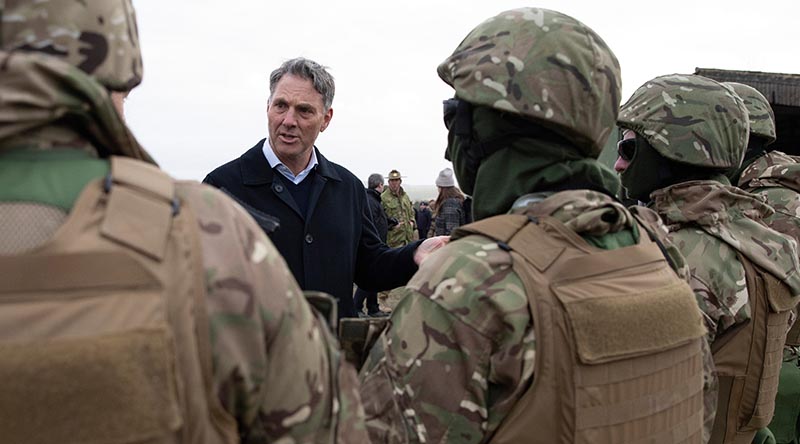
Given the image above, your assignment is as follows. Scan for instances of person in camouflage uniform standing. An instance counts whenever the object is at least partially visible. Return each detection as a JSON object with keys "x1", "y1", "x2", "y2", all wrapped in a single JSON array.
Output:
[
  {"x1": 359, "y1": 8, "x2": 711, "y2": 444},
  {"x1": 725, "y1": 82, "x2": 800, "y2": 444},
  {"x1": 382, "y1": 169, "x2": 416, "y2": 247},
  {"x1": 0, "y1": 1, "x2": 368, "y2": 442},
  {"x1": 728, "y1": 82, "x2": 800, "y2": 251},
  {"x1": 616, "y1": 73, "x2": 800, "y2": 444}
]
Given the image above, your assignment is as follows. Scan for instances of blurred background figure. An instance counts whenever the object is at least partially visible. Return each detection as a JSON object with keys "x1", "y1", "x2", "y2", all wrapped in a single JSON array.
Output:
[
  {"x1": 415, "y1": 200, "x2": 432, "y2": 240},
  {"x1": 382, "y1": 169, "x2": 417, "y2": 247},
  {"x1": 432, "y1": 167, "x2": 466, "y2": 235},
  {"x1": 353, "y1": 173, "x2": 390, "y2": 317}
]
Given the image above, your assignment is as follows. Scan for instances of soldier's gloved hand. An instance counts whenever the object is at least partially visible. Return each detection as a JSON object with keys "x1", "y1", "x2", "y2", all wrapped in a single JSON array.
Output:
[{"x1": 413, "y1": 235, "x2": 449, "y2": 265}]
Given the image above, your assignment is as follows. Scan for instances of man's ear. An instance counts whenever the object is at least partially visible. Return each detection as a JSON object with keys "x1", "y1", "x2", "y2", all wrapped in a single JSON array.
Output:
[{"x1": 320, "y1": 107, "x2": 334, "y2": 132}]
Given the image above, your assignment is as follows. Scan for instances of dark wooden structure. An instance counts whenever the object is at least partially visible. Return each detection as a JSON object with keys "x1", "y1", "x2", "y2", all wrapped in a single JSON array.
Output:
[{"x1": 695, "y1": 68, "x2": 800, "y2": 155}]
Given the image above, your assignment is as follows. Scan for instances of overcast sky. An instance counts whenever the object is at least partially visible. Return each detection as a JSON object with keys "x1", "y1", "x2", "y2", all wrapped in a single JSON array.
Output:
[{"x1": 125, "y1": 0, "x2": 800, "y2": 186}]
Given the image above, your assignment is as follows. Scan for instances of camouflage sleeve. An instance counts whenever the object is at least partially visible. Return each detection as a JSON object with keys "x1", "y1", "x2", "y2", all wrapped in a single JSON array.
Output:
[
  {"x1": 359, "y1": 236, "x2": 533, "y2": 444},
  {"x1": 670, "y1": 229, "x2": 751, "y2": 346},
  {"x1": 177, "y1": 182, "x2": 368, "y2": 443}
]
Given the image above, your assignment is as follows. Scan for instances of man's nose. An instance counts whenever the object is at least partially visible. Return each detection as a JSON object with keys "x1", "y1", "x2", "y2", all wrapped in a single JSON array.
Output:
[
  {"x1": 614, "y1": 156, "x2": 630, "y2": 173},
  {"x1": 282, "y1": 109, "x2": 298, "y2": 127}
]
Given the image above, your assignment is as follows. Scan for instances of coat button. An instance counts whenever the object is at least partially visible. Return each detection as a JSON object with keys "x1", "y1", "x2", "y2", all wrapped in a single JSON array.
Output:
[
  {"x1": 274, "y1": 184, "x2": 284, "y2": 192},
  {"x1": 305, "y1": 234, "x2": 314, "y2": 244}
]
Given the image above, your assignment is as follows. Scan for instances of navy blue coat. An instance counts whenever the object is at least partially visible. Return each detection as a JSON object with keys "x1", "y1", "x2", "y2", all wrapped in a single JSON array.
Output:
[
  {"x1": 366, "y1": 188, "x2": 388, "y2": 243},
  {"x1": 203, "y1": 139, "x2": 419, "y2": 318}
]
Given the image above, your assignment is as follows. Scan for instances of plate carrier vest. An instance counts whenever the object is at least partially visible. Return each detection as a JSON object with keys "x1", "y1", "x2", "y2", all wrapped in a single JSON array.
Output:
[
  {"x1": 453, "y1": 213, "x2": 708, "y2": 443},
  {"x1": 709, "y1": 254, "x2": 796, "y2": 444},
  {"x1": 0, "y1": 157, "x2": 238, "y2": 444}
]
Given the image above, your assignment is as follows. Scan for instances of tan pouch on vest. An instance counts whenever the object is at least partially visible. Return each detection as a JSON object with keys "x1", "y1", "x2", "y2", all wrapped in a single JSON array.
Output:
[
  {"x1": 0, "y1": 157, "x2": 237, "y2": 444},
  {"x1": 710, "y1": 255, "x2": 795, "y2": 444},
  {"x1": 454, "y1": 214, "x2": 707, "y2": 444}
]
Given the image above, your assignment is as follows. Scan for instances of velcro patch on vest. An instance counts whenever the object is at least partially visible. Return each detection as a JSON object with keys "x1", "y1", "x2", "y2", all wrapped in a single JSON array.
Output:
[
  {"x1": 554, "y1": 281, "x2": 706, "y2": 365},
  {"x1": 0, "y1": 329, "x2": 182, "y2": 444}
]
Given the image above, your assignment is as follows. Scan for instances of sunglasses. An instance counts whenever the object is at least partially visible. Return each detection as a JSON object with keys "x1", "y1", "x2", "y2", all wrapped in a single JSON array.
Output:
[
  {"x1": 443, "y1": 98, "x2": 459, "y2": 131},
  {"x1": 617, "y1": 138, "x2": 636, "y2": 162}
]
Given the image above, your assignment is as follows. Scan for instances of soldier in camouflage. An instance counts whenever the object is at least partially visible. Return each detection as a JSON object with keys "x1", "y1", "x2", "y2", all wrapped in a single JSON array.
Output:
[
  {"x1": 616, "y1": 73, "x2": 800, "y2": 443},
  {"x1": 727, "y1": 82, "x2": 800, "y2": 251},
  {"x1": 382, "y1": 169, "x2": 416, "y2": 247},
  {"x1": 0, "y1": 1, "x2": 368, "y2": 442},
  {"x1": 360, "y1": 8, "x2": 710, "y2": 444},
  {"x1": 724, "y1": 82, "x2": 800, "y2": 444}
]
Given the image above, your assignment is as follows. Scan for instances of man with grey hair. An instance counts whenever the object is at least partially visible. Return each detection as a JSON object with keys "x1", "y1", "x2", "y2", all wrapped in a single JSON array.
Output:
[
  {"x1": 353, "y1": 173, "x2": 390, "y2": 317},
  {"x1": 205, "y1": 58, "x2": 447, "y2": 318}
]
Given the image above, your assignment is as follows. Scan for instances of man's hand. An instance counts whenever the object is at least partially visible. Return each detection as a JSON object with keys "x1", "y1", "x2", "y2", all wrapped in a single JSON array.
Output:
[{"x1": 413, "y1": 236, "x2": 449, "y2": 265}]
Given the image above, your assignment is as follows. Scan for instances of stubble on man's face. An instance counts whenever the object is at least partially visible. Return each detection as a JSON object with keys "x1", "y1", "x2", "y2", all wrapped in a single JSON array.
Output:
[
  {"x1": 388, "y1": 179, "x2": 401, "y2": 194},
  {"x1": 267, "y1": 74, "x2": 332, "y2": 173}
]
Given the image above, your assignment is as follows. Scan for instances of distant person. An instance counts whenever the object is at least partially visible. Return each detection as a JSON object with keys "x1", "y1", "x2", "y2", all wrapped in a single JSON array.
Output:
[
  {"x1": 432, "y1": 167, "x2": 466, "y2": 235},
  {"x1": 416, "y1": 200, "x2": 432, "y2": 240},
  {"x1": 0, "y1": 1, "x2": 368, "y2": 442},
  {"x1": 353, "y1": 174, "x2": 390, "y2": 317},
  {"x1": 204, "y1": 58, "x2": 447, "y2": 318},
  {"x1": 381, "y1": 169, "x2": 416, "y2": 247},
  {"x1": 359, "y1": 8, "x2": 708, "y2": 443}
]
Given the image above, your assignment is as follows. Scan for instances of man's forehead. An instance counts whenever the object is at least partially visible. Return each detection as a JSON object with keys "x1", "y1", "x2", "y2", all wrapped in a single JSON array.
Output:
[{"x1": 271, "y1": 75, "x2": 324, "y2": 103}]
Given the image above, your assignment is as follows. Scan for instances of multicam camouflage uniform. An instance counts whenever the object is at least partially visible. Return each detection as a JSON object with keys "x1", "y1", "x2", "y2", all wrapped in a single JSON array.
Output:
[
  {"x1": 0, "y1": 1, "x2": 368, "y2": 442},
  {"x1": 618, "y1": 74, "x2": 800, "y2": 341},
  {"x1": 728, "y1": 82, "x2": 800, "y2": 444},
  {"x1": 360, "y1": 190, "x2": 699, "y2": 444},
  {"x1": 730, "y1": 81, "x2": 800, "y2": 250},
  {"x1": 619, "y1": 74, "x2": 800, "y2": 442},
  {"x1": 739, "y1": 151, "x2": 800, "y2": 248},
  {"x1": 382, "y1": 185, "x2": 415, "y2": 248},
  {"x1": 650, "y1": 181, "x2": 800, "y2": 341},
  {"x1": 360, "y1": 8, "x2": 709, "y2": 443}
]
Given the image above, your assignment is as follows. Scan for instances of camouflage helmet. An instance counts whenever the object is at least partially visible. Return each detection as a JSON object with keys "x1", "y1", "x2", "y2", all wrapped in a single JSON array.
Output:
[
  {"x1": 1, "y1": 0, "x2": 143, "y2": 91},
  {"x1": 725, "y1": 82, "x2": 776, "y2": 145},
  {"x1": 618, "y1": 74, "x2": 748, "y2": 169},
  {"x1": 437, "y1": 7, "x2": 621, "y2": 156}
]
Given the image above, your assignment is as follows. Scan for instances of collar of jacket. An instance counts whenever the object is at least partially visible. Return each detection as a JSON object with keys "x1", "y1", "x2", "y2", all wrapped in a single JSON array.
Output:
[{"x1": 240, "y1": 138, "x2": 342, "y2": 185}]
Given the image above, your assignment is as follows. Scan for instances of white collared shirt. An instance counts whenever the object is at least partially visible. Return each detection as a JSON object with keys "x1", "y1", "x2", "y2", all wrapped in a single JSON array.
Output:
[{"x1": 262, "y1": 139, "x2": 318, "y2": 185}]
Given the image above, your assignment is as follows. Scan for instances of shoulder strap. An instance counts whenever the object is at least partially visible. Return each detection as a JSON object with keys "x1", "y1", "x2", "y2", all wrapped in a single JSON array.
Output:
[{"x1": 100, "y1": 156, "x2": 179, "y2": 261}]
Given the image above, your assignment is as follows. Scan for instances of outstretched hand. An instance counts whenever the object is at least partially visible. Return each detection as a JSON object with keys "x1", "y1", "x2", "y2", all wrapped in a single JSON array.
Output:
[{"x1": 413, "y1": 236, "x2": 450, "y2": 265}]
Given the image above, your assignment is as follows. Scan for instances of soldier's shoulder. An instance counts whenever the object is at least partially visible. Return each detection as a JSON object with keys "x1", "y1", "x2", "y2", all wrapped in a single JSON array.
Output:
[
  {"x1": 406, "y1": 234, "x2": 528, "y2": 341},
  {"x1": 175, "y1": 180, "x2": 292, "y2": 288}
]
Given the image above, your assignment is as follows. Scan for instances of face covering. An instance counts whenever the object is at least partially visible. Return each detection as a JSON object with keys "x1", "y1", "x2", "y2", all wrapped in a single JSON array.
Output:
[{"x1": 619, "y1": 134, "x2": 672, "y2": 202}]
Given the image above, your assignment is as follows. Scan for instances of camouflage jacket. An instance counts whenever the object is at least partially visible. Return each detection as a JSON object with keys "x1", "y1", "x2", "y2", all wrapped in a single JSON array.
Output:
[
  {"x1": 651, "y1": 180, "x2": 800, "y2": 344},
  {"x1": 359, "y1": 190, "x2": 691, "y2": 444},
  {"x1": 382, "y1": 187, "x2": 415, "y2": 247},
  {"x1": 738, "y1": 151, "x2": 800, "y2": 252},
  {"x1": 0, "y1": 51, "x2": 368, "y2": 444}
]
